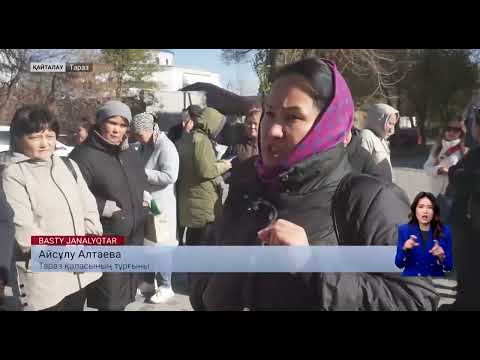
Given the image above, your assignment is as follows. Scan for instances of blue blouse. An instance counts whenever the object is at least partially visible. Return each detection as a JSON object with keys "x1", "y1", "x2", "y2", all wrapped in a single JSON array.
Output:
[{"x1": 395, "y1": 223, "x2": 453, "y2": 276}]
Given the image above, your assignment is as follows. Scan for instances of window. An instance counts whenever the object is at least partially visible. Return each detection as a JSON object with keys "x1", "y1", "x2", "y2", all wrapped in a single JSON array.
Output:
[{"x1": 0, "y1": 131, "x2": 10, "y2": 145}]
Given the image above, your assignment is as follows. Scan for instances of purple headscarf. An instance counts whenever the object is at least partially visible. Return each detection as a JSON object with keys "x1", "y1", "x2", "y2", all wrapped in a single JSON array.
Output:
[{"x1": 256, "y1": 60, "x2": 354, "y2": 185}]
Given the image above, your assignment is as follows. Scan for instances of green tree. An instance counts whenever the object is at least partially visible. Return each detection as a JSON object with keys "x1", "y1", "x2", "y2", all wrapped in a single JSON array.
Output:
[
  {"x1": 398, "y1": 49, "x2": 478, "y2": 142},
  {"x1": 222, "y1": 49, "x2": 480, "y2": 143},
  {"x1": 100, "y1": 49, "x2": 157, "y2": 97}
]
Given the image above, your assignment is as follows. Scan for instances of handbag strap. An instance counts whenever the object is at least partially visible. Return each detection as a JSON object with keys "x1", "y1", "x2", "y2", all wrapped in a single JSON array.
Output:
[{"x1": 61, "y1": 157, "x2": 78, "y2": 182}]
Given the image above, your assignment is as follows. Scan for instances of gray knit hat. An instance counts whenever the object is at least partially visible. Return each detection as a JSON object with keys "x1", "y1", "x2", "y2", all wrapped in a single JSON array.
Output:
[
  {"x1": 131, "y1": 112, "x2": 155, "y2": 134},
  {"x1": 96, "y1": 100, "x2": 132, "y2": 126}
]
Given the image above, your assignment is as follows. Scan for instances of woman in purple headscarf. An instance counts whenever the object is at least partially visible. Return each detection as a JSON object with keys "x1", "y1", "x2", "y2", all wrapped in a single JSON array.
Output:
[{"x1": 189, "y1": 58, "x2": 438, "y2": 311}]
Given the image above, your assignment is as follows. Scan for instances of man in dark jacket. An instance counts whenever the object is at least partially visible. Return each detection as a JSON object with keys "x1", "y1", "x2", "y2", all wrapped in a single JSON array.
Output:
[
  {"x1": 344, "y1": 127, "x2": 392, "y2": 182},
  {"x1": 70, "y1": 100, "x2": 149, "y2": 311},
  {"x1": 447, "y1": 108, "x2": 480, "y2": 310}
]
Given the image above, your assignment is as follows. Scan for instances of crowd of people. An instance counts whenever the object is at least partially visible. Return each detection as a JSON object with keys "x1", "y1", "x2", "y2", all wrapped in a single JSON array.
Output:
[{"x1": 0, "y1": 57, "x2": 479, "y2": 311}]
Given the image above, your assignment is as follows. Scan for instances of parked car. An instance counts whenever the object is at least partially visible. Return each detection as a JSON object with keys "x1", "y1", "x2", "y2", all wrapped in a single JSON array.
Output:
[
  {"x1": 389, "y1": 127, "x2": 419, "y2": 148},
  {"x1": 0, "y1": 126, "x2": 10, "y2": 153},
  {"x1": 0, "y1": 125, "x2": 74, "y2": 157}
]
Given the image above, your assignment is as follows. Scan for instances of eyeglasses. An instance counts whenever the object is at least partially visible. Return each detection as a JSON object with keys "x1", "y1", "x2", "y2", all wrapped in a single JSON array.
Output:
[{"x1": 445, "y1": 126, "x2": 462, "y2": 133}]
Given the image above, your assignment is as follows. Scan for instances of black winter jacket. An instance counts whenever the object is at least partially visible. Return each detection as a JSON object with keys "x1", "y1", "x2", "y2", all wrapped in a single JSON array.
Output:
[
  {"x1": 448, "y1": 146, "x2": 480, "y2": 309},
  {"x1": 190, "y1": 145, "x2": 438, "y2": 311},
  {"x1": 70, "y1": 132, "x2": 148, "y2": 245},
  {"x1": 346, "y1": 129, "x2": 392, "y2": 182},
  {"x1": 69, "y1": 132, "x2": 148, "y2": 310}
]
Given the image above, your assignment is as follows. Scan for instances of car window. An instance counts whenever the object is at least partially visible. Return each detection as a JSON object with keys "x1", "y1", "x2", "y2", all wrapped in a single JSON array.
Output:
[{"x1": 0, "y1": 131, "x2": 10, "y2": 145}]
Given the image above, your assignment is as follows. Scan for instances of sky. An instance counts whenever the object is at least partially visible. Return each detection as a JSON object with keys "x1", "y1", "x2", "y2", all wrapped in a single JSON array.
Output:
[{"x1": 170, "y1": 49, "x2": 260, "y2": 95}]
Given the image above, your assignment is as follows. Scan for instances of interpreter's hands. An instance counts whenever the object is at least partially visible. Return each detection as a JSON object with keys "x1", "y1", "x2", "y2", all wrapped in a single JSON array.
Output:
[
  {"x1": 257, "y1": 219, "x2": 309, "y2": 246},
  {"x1": 403, "y1": 235, "x2": 419, "y2": 251},
  {"x1": 429, "y1": 240, "x2": 446, "y2": 262}
]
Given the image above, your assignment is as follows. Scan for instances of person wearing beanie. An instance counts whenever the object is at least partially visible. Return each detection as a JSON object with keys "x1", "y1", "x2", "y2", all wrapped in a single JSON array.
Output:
[
  {"x1": 131, "y1": 112, "x2": 179, "y2": 304},
  {"x1": 70, "y1": 100, "x2": 149, "y2": 311}
]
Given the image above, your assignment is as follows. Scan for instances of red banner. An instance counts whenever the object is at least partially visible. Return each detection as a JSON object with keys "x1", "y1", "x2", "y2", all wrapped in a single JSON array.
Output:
[{"x1": 31, "y1": 236, "x2": 125, "y2": 246}]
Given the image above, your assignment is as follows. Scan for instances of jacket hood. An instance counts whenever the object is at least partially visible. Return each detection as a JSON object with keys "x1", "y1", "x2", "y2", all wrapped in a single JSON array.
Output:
[
  {"x1": 195, "y1": 107, "x2": 226, "y2": 139},
  {"x1": 0, "y1": 151, "x2": 31, "y2": 165},
  {"x1": 365, "y1": 104, "x2": 399, "y2": 138}
]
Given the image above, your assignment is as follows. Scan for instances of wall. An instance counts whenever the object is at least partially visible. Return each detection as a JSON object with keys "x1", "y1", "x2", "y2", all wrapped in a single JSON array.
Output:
[
  {"x1": 145, "y1": 90, "x2": 206, "y2": 131},
  {"x1": 149, "y1": 66, "x2": 221, "y2": 91}
]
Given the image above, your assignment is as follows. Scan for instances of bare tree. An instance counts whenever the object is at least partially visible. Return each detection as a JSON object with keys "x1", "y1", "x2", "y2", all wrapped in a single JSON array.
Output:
[
  {"x1": 0, "y1": 49, "x2": 85, "y2": 105},
  {"x1": 221, "y1": 49, "x2": 412, "y2": 99}
]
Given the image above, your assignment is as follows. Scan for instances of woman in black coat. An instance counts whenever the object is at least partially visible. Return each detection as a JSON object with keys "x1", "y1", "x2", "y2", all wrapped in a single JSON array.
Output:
[
  {"x1": 189, "y1": 58, "x2": 438, "y2": 311},
  {"x1": 70, "y1": 101, "x2": 149, "y2": 311}
]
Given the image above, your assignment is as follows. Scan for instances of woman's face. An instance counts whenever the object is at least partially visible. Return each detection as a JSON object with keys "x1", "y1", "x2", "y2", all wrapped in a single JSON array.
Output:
[
  {"x1": 384, "y1": 114, "x2": 398, "y2": 139},
  {"x1": 261, "y1": 75, "x2": 321, "y2": 167},
  {"x1": 416, "y1": 197, "x2": 434, "y2": 226},
  {"x1": 443, "y1": 120, "x2": 463, "y2": 142},
  {"x1": 134, "y1": 130, "x2": 153, "y2": 144},
  {"x1": 183, "y1": 119, "x2": 194, "y2": 133},
  {"x1": 75, "y1": 126, "x2": 89, "y2": 144},
  {"x1": 101, "y1": 116, "x2": 128, "y2": 145},
  {"x1": 245, "y1": 112, "x2": 260, "y2": 139},
  {"x1": 18, "y1": 128, "x2": 56, "y2": 160}
]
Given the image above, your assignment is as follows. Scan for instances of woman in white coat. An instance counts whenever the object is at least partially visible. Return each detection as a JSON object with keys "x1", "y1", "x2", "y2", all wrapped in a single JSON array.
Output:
[
  {"x1": 360, "y1": 103, "x2": 400, "y2": 180},
  {"x1": 424, "y1": 116, "x2": 467, "y2": 196},
  {"x1": 131, "y1": 113, "x2": 179, "y2": 304},
  {"x1": 2, "y1": 105, "x2": 102, "y2": 311}
]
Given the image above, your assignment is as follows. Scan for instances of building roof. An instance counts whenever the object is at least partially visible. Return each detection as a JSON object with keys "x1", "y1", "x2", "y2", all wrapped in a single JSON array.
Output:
[
  {"x1": 152, "y1": 49, "x2": 175, "y2": 55},
  {"x1": 181, "y1": 82, "x2": 260, "y2": 115}
]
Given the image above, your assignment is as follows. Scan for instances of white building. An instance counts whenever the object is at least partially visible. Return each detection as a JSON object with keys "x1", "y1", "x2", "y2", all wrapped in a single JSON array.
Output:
[{"x1": 148, "y1": 50, "x2": 222, "y2": 91}]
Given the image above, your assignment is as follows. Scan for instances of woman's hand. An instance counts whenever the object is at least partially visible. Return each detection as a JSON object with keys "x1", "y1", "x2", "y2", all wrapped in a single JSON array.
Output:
[
  {"x1": 429, "y1": 240, "x2": 446, "y2": 262},
  {"x1": 437, "y1": 166, "x2": 449, "y2": 175},
  {"x1": 257, "y1": 219, "x2": 309, "y2": 246},
  {"x1": 403, "y1": 235, "x2": 419, "y2": 251},
  {"x1": 221, "y1": 159, "x2": 233, "y2": 170}
]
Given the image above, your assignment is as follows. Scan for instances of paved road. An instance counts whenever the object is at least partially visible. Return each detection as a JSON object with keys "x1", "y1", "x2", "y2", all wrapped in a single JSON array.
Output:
[{"x1": 101, "y1": 163, "x2": 455, "y2": 311}]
